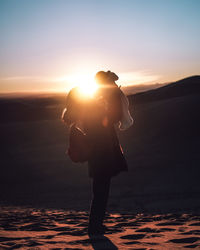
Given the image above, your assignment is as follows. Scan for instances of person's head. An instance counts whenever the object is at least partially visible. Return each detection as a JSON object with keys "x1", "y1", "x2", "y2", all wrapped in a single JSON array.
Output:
[{"x1": 95, "y1": 70, "x2": 119, "y2": 85}]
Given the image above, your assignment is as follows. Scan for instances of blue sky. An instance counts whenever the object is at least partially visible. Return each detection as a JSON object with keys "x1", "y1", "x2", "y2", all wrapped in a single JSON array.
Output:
[{"x1": 0, "y1": 0, "x2": 199, "y2": 92}]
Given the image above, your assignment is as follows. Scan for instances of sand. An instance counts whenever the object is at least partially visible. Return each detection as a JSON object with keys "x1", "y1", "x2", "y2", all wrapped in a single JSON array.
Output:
[{"x1": 0, "y1": 206, "x2": 199, "y2": 249}]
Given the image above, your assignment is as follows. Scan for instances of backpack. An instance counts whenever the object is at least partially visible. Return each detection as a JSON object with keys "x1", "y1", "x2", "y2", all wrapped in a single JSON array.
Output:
[{"x1": 67, "y1": 124, "x2": 91, "y2": 163}]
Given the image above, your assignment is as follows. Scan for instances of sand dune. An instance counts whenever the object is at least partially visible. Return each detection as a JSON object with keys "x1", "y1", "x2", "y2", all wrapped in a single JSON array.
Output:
[{"x1": 0, "y1": 207, "x2": 199, "y2": 249}]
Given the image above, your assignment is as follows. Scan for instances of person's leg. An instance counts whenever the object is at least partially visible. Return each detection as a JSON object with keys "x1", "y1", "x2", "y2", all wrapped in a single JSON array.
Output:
[{"x1": 89, "y1": 176, "x2": 111, "y2": 231}]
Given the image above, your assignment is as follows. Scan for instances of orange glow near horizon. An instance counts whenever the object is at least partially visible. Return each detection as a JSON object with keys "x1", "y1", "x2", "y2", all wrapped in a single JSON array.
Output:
[
  {"x1": 78, "y1": 82, "x2": 98, "y2": 98},
  {"x1": 57, "y1": 71, "x2": 99, "y2": 97},
  {"x1": 53, "y1": 70, "x2": 160, "y2": 94}
]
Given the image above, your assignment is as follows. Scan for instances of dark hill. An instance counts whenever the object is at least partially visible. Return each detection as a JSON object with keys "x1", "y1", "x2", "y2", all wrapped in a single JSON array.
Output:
[
  {"x1": 129, "y1": 75, "x2": 200, "y2": 105},
  {"x1": 0, "y1": 94, "x2": 65, "y2": 122}
]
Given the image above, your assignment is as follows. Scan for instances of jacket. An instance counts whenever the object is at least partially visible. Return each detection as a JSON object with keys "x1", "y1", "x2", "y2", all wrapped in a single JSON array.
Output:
[{"x1": 63, "y1": 85, "x2": 128, "y2": 178}]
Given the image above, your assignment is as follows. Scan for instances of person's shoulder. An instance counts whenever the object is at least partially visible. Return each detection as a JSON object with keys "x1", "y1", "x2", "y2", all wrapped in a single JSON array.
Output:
[
  {"x1": 67, "y1": 87, "x2": 79, "y2": 99},
  {"x1": 66, "y1": 87, "x2": 79, "y2": 106},
  {"x1": 68, "y1": 86, "x2": 78, "y2": 96}
]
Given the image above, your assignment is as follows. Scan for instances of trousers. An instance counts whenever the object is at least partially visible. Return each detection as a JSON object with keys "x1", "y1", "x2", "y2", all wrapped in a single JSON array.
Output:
[{"x1": 89, "y1": 176, "x2": 111, "y2": 228}]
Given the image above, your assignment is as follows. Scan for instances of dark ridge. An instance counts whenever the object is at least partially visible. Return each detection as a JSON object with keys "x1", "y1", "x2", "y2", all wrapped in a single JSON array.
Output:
[
  {"x1": 129, "y1": 75, "x2": 200, "y2": 105},
  {"x1": 0, "y1": 95, "x2": 66, "y2": 123}
]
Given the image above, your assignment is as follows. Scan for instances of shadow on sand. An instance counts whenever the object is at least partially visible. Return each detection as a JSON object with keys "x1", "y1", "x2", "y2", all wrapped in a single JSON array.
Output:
[{"x1": 89, "y1": 235, "x2": 118, "y2": 250}]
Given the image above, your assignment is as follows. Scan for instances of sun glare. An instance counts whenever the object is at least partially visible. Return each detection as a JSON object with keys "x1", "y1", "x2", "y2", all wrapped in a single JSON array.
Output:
[
  {"x1": 63, "y1": 72, "x2": 98, "y2": 98},
  {"x1": 78, "y1": 81, "x2": 98, "y2": 98},
  {"x1": 79, "y1": 74, "x2": 98, "y2": 97}
]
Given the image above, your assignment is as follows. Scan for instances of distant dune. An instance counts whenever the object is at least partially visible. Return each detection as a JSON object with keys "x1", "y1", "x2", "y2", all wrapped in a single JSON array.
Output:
[{"x1": 129, "y1": 75, "x2": 200, "y2": 104}]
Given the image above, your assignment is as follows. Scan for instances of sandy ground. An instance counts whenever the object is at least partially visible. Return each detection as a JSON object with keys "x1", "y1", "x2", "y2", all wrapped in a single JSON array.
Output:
[{"x1": 0, "y1": 207, "x2": 200, "y2": 249}]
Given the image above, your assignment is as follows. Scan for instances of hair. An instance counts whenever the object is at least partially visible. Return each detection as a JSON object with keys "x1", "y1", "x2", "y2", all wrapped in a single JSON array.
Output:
[
  {"x1": 95, "y1": 70, "x2": 119, "y2": 84},
  {"x1": 95, "y1": 71, "x2": 108, "y2": 84}
]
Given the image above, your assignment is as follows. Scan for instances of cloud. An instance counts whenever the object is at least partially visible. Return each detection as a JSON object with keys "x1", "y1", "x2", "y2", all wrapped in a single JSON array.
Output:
[
  {"x1": 118, "y1": 71, "x2": 161, "y2": 86},
  {"x1": 0, "y1": 76, "x2": 49, "y2": 82}
]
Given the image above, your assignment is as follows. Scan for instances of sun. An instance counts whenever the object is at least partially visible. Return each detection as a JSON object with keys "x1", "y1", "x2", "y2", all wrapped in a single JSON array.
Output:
[
  {"x1": 78, "y1": 81, "x2": 98, "y2": 98},
  {"x1": 55, "y1": 71, "x2": 99, "y2": 97},
  {"x1": 68, "y1": 72, "x2": 99, "y2": 98}
]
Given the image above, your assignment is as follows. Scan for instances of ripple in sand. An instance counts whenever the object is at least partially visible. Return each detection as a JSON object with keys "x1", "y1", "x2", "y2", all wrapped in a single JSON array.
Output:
[
  {"x1": 68, "y1": 238, "x2": 91, "y2": 246},
  {"x1": 120, "y1": 234, "x2": 145, "y2": 240},
  {"x1": 184, "y1": 244, "x2": 200, "y2": 248},
  {"x1": 53, "y1": 226, "x2": 72, "y2": 231},
  {"x1": 189, "y1": 222, "x2": 200, "y2": 226},
  {"x1": 136, "y1": 227, "x2": 161, "y2": 233},
  {"x1": 123, "y1": 240, "x2": 140, "y2": 245},
  {"x1": 40, "y1": 235, "x2": 55, "y2": 239},
  {"x1": 114, "y1": 221, "x2": 141, "y2": 227},
  {"x1": 146, "y1": 233, "x2": 163, "y2": 238},
  {"x1": 180, "y1": 230, "x2": 200, "y2": 235},
  {"x1": 63, "y1": 248, "x2": 82, "y2": 250},
  {"x1": 19, "y1": 223, "x2": 48, "y2": 231},
  {"x1": 156, "y1": 221, "x2": 183, "y2": 226},
  {"x1": 159, "y1": 227, "x2": 176, "y2": 232},
  {"x1": 44, "y1": 240, "x2": 68, "y2": 244},
  {"x1": 0, "y1": 236, "x2": 31, "y2": 242},
  {"x1": 57, "y1": 229, "x2": 87, "y2": 236},
  {"x1": 131, "y1": 248, "x2": 146, "y2": 250},
  {"x1": 7, "y1": 243, "x2": 25, "y2": 249},
  {"x1": 169, "y1": 237, "x2": 200, "y2": 244},
  {"x1": 26, "y1": 240, "x2": 42, "y2": 247}
]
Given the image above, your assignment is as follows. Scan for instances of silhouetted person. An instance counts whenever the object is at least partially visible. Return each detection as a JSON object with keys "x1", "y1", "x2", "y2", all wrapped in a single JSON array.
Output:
[{"x1": 62, "y1": 70, "x2": 131, "y2": 235}]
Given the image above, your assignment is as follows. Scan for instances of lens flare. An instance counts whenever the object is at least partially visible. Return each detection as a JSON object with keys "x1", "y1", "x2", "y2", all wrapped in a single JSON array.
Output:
[
  {"x1": 67, "y1": 72, "x2": 98, "y2": 98},
  {"x1": 78, "y1": 81, "x2": 98, "y2": 98},
  {"x1": 54, "y1": 71, "x2": 99, "y2": 97}
]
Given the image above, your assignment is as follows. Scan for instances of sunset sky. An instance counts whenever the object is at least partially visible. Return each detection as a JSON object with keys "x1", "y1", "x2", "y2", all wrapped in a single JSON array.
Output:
[{"x1": 0, "y1": 0, "x2": 199, "y2": 93}]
